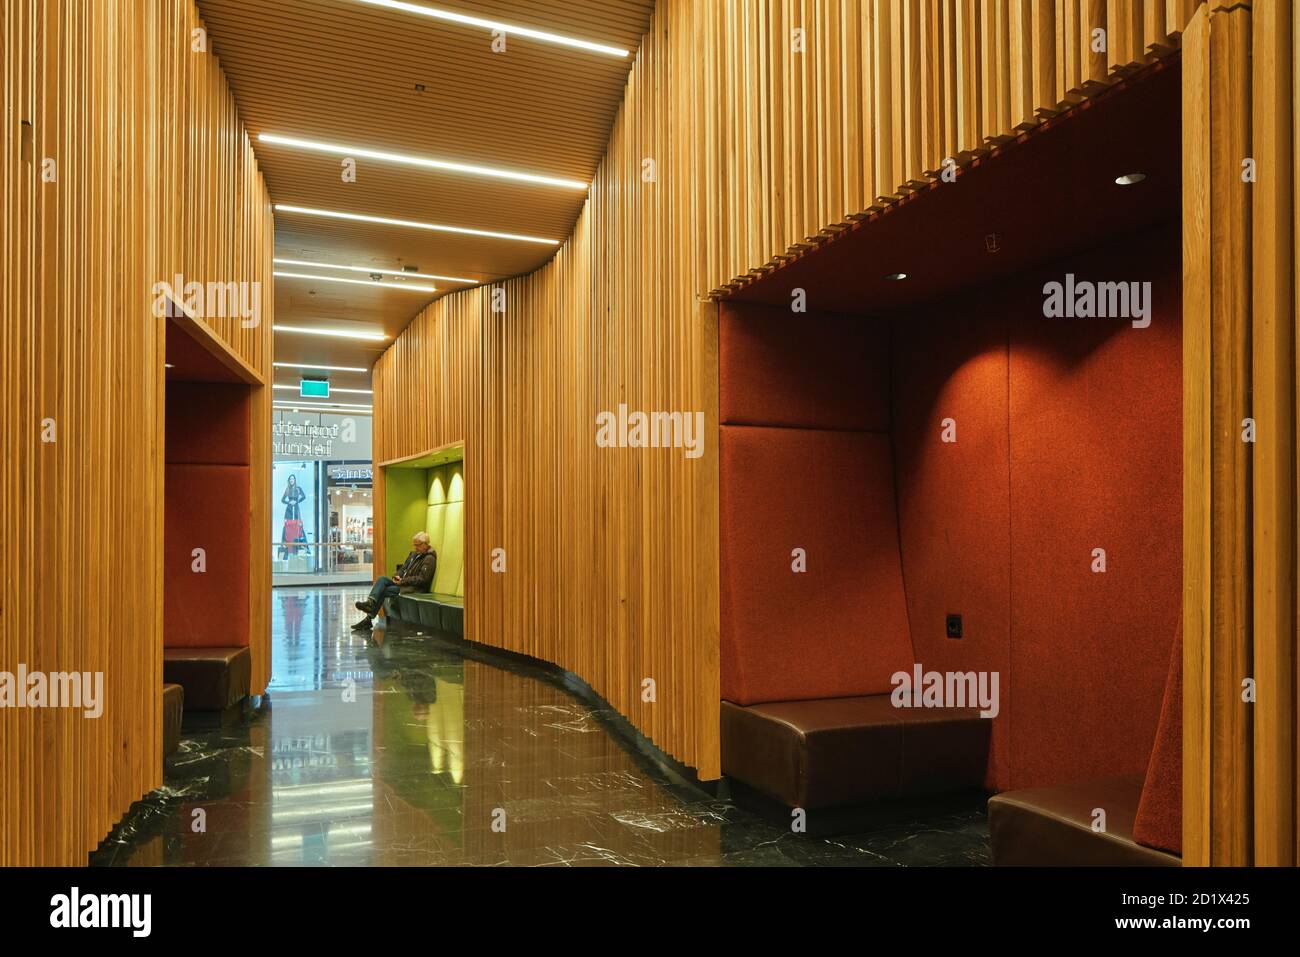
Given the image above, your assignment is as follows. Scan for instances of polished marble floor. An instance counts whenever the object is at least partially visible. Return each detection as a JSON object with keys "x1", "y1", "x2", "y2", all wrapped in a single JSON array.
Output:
[{"x1": 91, "y1": 586, "x2": 991, "y2": 866}]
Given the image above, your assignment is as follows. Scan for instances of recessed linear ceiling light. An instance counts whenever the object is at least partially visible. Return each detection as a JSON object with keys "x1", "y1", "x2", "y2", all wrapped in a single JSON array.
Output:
[
  {"x1": 275, "y1": 204, "x2": 559, "y2": 246},
  {"x1": 885, "y1": 272, "x2": 908, "y2": 281},
  {"x1": 1115, "y1": 172, "x2": 1147, "y2": 185},
  {"x1": 259, "y1": 134, "x2": 588, "y2": 190},
  {"x1": 273, "y1": 258, "x2": 476, "y2": 285},
  {"x1": 273, "y1": 361, "x2": 369, "y2": 373},
  {"x1": 274, "y1": 402, "x2": 375, "y2": 412},
  {"x1": 274, "y1": 384, "x2": 374, "y2": 395},
  {"x1": 273, "y1": 270, "x2": 436, "y2": 293},
  {"x1": 354, "y1": 0, "x2": 629, "y2": 58},
  {"x1": 273, "y1": 324, "x2": 388, "y2": 342}
]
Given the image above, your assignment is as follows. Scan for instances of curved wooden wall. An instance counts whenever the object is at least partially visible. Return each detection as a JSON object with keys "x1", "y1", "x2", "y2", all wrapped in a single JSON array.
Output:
[
  {"x1": 373, "y1": 0, "x2": 1206, "y2": 779},
  {"x1": 1, "y1": 0, "x2": 273, "y2": 866}
]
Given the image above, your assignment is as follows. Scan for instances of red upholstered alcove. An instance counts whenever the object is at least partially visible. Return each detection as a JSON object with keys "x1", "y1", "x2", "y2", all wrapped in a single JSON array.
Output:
[
  {"x1": 164, "y1": 381, "x2": 251, "y2": 648},
  {"x1": 721, "y1": 234, "x2": 1180, "y2": 805},
  {"x1": 718, "y1": 62, "x2": 1182, "y2": 840}
]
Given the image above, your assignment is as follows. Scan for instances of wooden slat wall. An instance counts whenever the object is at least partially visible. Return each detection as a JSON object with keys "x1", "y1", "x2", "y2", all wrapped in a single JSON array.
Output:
[
  {"x1": 372, "y1": 0, "x2": 1204, "y2": 779},
  {"x1": 1, "y1": 0, "x2": 273, "y2": 866},
  {"x1": 1182, "y1": 1, "x2": 1300, "y2": 866}
]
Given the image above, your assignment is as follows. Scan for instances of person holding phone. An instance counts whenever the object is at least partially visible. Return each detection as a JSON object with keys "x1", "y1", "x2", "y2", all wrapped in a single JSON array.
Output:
[{"x1": 352, "y1": 531, "x2": 437, "y2": 629}]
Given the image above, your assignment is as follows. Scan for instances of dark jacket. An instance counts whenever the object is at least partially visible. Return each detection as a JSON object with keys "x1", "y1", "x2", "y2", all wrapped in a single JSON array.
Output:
[{"x1": 396, "y1": 549, "x2": 437, "y2": 594}]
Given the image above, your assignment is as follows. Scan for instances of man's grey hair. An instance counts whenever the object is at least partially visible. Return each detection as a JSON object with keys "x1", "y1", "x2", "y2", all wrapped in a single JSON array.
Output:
[{"x1": 413, "y1": 531, "x2": 430, "y2": 545}]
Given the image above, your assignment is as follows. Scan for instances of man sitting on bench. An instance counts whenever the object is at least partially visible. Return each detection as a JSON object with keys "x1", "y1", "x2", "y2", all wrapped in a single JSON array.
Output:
[{"x1": 352, "y1": 531, "x2": 437, "y2": 630}]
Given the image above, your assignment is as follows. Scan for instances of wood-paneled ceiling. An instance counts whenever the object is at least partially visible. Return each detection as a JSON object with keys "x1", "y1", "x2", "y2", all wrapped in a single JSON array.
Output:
[{"x1": 197, "y1": 0, "x2": 653, "y2": 399}]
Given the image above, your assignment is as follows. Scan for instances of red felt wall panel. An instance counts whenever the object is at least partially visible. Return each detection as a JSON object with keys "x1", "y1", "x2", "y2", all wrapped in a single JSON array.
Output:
[
  {"x1": 892, "y1": 312, "x2": 1013, "y2": 790},
  {"x1": 165, "y1": 381, "x2": 251, "y2": 465},
  {"x1": 1007, "y1": 226, "x2": 1181, "y2": 788},
  {"x1": 720, "y1": 300, "x2": 890, "y2": 431},
  {"x1": 163, "y1": 463, "x2": 251, "y2": 648},
  {"x1": 719, "y1": 425, "x2": 914, "y2": 704},
  {"x1": 890, "y1": 224, "x2": 1180, "y2": 790}
]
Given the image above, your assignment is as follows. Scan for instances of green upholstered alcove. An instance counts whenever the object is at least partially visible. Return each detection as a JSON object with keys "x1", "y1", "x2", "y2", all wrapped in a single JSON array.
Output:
[{"x1": 382, "y1": 444, "x2": 464, "y2": 600}]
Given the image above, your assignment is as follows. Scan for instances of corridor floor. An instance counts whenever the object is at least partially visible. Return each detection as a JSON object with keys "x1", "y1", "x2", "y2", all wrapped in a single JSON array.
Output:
[{"x1": 90, "y1": 586, "x2": 991, "y2": 866}]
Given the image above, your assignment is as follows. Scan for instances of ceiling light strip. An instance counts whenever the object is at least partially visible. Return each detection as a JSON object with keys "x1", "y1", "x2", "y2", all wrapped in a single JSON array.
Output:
[
  {"x1": 274, "y1": 270, "x2": 436, "y2": 293},
  {"x1": 259, "y1": 133, "x2": 588, "y2": 190},
  {"x1": 273, "y1": 361, "x2": 369, "y2": 373},
  {"x1": 273, "y1": 324, "x2": 388, "y2": 341},
  {"x1": 275, "y1": 204, "x2": 559, "y2": 246},
  {"x1": 354, "y1": 0, "x2": 629, "y2": 58},
  {"x1": 274, "y1": 401, "x2": 375, "y2": 411},
  {"x1": 273, "y1": 258, "x2": 476, "y2": 284}
]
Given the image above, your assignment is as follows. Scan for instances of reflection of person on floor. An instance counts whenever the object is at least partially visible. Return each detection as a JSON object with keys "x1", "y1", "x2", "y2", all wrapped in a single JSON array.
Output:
[
  {"x1": 280, "y1": 594, "x2": 306, "y2": 644},
  {"x1": 424, "y1": 677, "x2": 464, "y2": 784},
  {"x1": 352, "y1": 531, "x2": 436, "y2": 630},
  {"x1": 281, "y1": 475, "x2": 308, "y2": 555}
]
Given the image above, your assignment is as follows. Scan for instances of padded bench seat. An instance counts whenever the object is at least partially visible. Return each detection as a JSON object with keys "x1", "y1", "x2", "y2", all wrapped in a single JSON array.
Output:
[
  {"x1": 162, "y1": 646, "x2": 251, "y2": 711},
  {"x1": 162, "y1": 682, "x2": 184, "y2": 756},
  {"x1": 721, "y1": 695, "x2": 990, "y2": 809},
  {"x1": 389, "y1": 592, "x2": 464, "y2": 636},
  {"x1": 988, "y1": 774, "x2": 1180, "y2": 867}
]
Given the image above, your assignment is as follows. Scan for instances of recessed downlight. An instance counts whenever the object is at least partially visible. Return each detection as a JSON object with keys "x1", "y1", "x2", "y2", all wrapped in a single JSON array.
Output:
[
  {"x1": 354, "y1": 0, "x2": 630, "y2": 58},
  {"x1": 885, "y1": 272, "x2": 908, "y2": 281},
  {"x1": 259, "y1": 133, "x2": 588, "y2": 190},
  {"x1": 1115, "y1": 172, "x2": 1147, "y2": 186},
  {"x1": 274, "y1": 204, "x2": 560, "y2": 246}
]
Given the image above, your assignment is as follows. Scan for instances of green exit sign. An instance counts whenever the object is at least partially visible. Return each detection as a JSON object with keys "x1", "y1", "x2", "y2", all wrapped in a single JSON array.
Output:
[{"x1": 300, "y1": 379, "x2": 330, "y2": 398}]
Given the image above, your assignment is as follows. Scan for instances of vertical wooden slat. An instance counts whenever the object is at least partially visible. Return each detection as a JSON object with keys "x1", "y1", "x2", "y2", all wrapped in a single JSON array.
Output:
[
  {"x1": 1252, "y1": 0, "x2": 1297, "y2": 868},
  {"x1": 1294, "y1": 0, "x2": 1300, "y2": 869},
  {"x1": 1181, "y1": 1, "x2": 1213, "y2": 870},
  {"x1": 1208, "y1": 5, "x2": 1254, "y2": 867}
]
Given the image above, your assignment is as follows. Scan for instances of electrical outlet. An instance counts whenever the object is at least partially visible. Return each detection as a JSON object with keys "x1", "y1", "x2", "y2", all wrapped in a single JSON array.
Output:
[{"x1": 946, "y1": 614, "x2": 963, "y2": 639}]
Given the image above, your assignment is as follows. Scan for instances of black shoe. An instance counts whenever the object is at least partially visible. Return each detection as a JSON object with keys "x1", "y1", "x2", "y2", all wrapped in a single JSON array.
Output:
[
  {"x1": 355, "y1": 599, "x2": 376, "y2": 614},
  {"x1": 351, "y1": 616, "x2": 373, "y2": 630}
]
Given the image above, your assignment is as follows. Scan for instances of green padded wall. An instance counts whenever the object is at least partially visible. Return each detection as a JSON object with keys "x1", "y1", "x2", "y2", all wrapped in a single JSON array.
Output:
[
  {"x1": 425, "y1": 467, "x2": 448, "y2": 550},
  {"x1": 418, "y1": 457, "x2": 465, "y2": 595},
  {"x1": 384, "y1": 466, "x2": 429, "y2": 574},
  {"x1": 434, "y1": 462, "x2": 465, "y2": 595}
]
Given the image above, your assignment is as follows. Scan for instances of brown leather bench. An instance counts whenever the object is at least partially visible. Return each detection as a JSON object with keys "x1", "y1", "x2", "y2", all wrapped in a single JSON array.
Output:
[
  {"x1": 721, "y1": 696, "x2": 990, "y2": 809},
  {"x1": 989, "y1": 625, "x2": 1183, "y2": 866},
  {"x1": 988, "y1": 774, "x2": 1179, "y2": 866},
  {"x1": 162, "y1": 682, "x2": 184, "y2": 755},
  {"x1": 162, "y1": 647, "x2": 251, "y2": 711}
]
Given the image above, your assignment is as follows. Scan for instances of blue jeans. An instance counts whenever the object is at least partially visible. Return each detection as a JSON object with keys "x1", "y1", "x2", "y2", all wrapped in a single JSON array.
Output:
[{"x1": 367, "y1": 576, "x2": 400, "y2": 614}]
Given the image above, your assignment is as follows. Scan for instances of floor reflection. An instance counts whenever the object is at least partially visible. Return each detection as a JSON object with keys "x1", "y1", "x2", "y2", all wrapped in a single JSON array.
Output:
[{"x1": 90, "y1": 585, "x2": 991, "y2": 866}]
